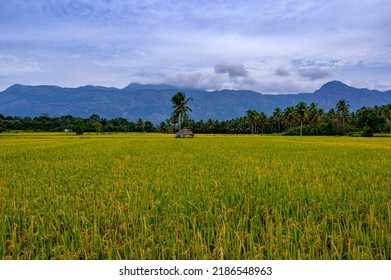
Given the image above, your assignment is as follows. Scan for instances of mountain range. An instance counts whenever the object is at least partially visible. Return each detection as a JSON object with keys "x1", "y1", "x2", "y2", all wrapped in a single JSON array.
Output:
[{"x1": 1, "y1": 81, "x2": 391, "y2": 123}]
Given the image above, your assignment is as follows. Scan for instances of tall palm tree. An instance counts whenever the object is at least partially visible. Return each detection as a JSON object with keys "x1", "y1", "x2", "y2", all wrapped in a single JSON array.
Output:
[
  {"x1": 295, "y1": 102, "x2": 308, "y2": 136},
  {"x1": 336, "y1": 99, "x2": 350, "y2": 132},
  {"x1": 381, "y1": 104, "x2": 391, "y2": 133},
  {"x1": 246, "y1": 109, "x2": 258, "y2": 134},
  {"x1": 283, "y1": 106, "x2": 295, "y2": 130},
  {"x1": 257, "y1": 112, "x2": 268, "y2": 134},
  {"x1": 272, "y1": 107, "x2": 282, "y2": 133},
  {"x1": 171, "y1": 91, "x2": 193, "y2": 131},
  {"x1": 307, "y1": 103, "x2": 324, "y2": 126}
]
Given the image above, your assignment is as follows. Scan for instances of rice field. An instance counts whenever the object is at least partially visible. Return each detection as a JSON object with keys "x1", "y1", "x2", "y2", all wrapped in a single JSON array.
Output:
[{"x1": 0, "y1": 133, "x2": 390, "y2": 260}]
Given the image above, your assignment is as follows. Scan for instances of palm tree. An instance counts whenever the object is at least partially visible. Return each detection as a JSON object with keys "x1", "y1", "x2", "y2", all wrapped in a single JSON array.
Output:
[
  {"x1": 171, "y1": 91, "x2": 193, "y2": 131},
  {"x1": 283, "y1": 106, "x2": 295, "y2": 130},
  {"x1": 246, "y1": 109, "x2": 258, "y2": 134},
  {"x1": 307, "y1": 103, "x2": 324, "y2": 126},
  {"x1": 257, "y1": 112, "x2": 268, "y2": 134},
  {"x1": 272, "y1": 107, "x2": 283, "y2": 133},
  {"x1": 206, "y1": 118, "x2": 215, "y2": 133},
  {"x1": 0, "y1": 117, "x2": 4, "y2": 133},
  {"x1": 336, "y1": 99, "x2": 350, "y2": 132},
  {"x1": 295, "y1": 102, "x2": 308, "y2": 136},
  {"x1": 380, "y1": 104, "x2": 391, "y2": 133},
  {"x1": 136, "y1": 117, "x2": 145, "y2": 133}
]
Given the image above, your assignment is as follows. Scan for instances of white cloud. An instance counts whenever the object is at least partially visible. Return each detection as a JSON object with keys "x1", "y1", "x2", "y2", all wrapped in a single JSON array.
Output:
[{"x1": 0, "y1": 55, "x2": 42, "y2": 75}]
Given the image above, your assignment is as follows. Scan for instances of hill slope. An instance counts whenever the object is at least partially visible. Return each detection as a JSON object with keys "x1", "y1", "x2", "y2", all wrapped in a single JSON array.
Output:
[{"x1": 1, "y1": 81, "x2": 390, "y2": 122}]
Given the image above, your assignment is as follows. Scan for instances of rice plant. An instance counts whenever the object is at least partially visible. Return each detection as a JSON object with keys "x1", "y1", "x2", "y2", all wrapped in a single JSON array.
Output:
[{"x1": 0, "y1": 133, "x2": 390, "y2": 259}]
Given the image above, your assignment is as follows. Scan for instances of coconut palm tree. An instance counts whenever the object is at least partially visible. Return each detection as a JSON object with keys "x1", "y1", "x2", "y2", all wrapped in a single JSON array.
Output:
[
  {"x1": 307, "y1": 103, "x2": 324, "y2": 126},
  {"x1": 272, "y1": 107, "x2": 283, "y2": 133},
  {"x1": 246, "y1": 109, "x2": 258, "y2": 134},
  {"x1": 380, "y1": 104, "x2": 391, "y2": 133},
  {"x1": 336, "y1": 99, "x2": 350, "y2": 132},
  {"x1": 171, "y1": 91, "x2": 193, "y2": 131},
  {"x1": 283, "y1": 106, "x2": 295, "y2": 130},
  {"x1": 257, "y1": 112, "x2": 269, "y2": 134},
  {"x1": 295, "y1": 102, "x2": 308, "y2": 136}
]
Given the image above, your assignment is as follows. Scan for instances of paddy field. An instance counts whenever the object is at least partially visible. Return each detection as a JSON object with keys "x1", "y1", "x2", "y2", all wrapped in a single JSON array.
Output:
[{"x1": 0, "y1": 133, "x2": 390, "y2": 259}]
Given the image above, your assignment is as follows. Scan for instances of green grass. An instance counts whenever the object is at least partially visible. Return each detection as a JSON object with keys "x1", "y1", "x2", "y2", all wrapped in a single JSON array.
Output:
[{"x1": 0, "y1": 133, "x2": 390, "y2": 259}]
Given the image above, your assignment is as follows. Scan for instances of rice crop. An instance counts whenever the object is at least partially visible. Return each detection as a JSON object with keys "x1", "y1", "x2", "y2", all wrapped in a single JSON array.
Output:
[{"x1": 0, "y1": 133, "x2": 390, "y2": 259}]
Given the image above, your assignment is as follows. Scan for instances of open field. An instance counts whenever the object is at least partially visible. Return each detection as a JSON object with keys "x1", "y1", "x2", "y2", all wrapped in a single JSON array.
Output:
[{"x1": 0, "y1": 133, "x2": 390, "y2": 259}]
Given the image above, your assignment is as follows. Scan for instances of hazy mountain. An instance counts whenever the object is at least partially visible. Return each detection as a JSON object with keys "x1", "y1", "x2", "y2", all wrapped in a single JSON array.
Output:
[{"x1": 1, "y1": 81, "x2": 390, "y2": 123}]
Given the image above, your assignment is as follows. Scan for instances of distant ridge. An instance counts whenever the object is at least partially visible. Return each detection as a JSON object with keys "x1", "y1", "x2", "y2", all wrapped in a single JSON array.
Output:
[
  {"x1": 1, "y1": 81, "x2": 390, "y2": 122},
  {"x1": 122, "y1": 83, "x2": 179, "y2": 91}
]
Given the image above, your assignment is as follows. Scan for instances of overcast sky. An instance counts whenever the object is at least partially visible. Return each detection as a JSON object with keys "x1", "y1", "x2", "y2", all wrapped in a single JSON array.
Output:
[{"x1": 0, "y1": 0, "x2": 390, "y2": 93}]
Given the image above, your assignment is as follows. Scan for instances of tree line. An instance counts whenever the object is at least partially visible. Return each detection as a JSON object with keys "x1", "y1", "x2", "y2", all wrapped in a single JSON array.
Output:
[
  {"x1": 173, "y1": 102, "x2": 391, "y2": 137},
  {"x1": 1, "y1": 98, "x2": 391, "y2": 137}
]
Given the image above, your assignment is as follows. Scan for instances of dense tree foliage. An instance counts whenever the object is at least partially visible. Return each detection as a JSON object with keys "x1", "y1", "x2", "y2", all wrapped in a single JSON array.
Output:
[
  {"x1": 0, "y1": 114, "x2": 154, "y2": 134},
  {"x1": 1, "y1": 100, "x2": 390, "y2": 136}
]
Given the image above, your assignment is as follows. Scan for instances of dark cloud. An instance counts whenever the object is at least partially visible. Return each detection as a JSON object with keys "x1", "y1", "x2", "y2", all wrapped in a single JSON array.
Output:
[
  {"x1": 297, "y1": 67, "x2": 330, "y2": 80},
  {"x1": 214, "y1": 63, "x2": 248, "y2": 78},
  {"x1": 275, "y1": 67, "x2": 289, "y2": 76}
]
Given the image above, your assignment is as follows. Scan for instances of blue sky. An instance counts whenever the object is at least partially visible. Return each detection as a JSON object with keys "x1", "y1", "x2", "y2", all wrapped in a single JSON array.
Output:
[{"x1": 0, "y1": 0, "x2": 390, "y2": 93}]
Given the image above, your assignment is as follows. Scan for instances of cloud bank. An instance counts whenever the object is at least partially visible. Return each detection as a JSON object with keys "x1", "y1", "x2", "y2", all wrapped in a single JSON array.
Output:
[{"x1": 0, "y1": 0, "x2": 390, "y2": 92}]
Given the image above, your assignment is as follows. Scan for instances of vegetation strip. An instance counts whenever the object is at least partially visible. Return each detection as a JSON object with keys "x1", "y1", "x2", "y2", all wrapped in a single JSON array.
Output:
[{"x1": 1, "y1": 100, "x2": 390, "y2": 137}]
